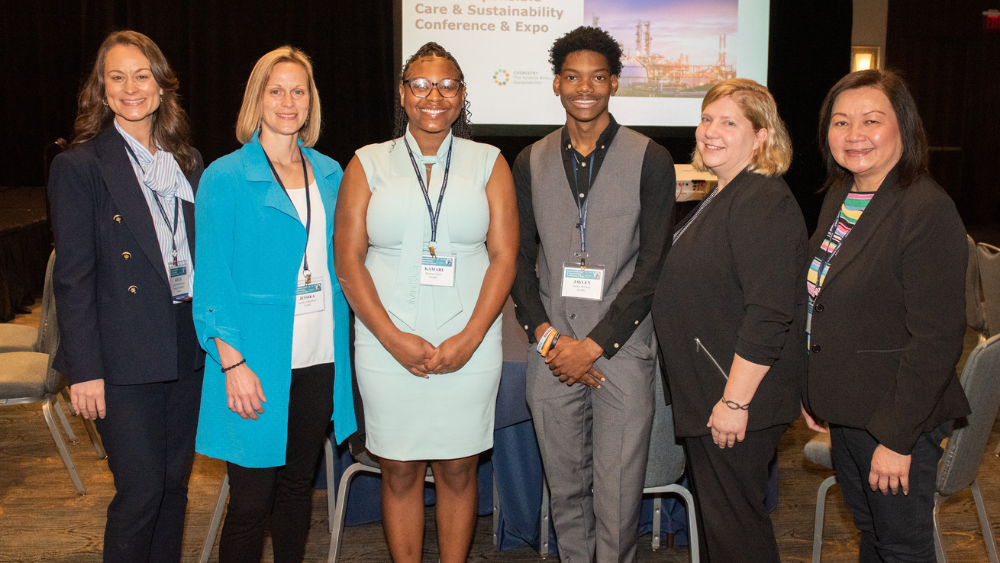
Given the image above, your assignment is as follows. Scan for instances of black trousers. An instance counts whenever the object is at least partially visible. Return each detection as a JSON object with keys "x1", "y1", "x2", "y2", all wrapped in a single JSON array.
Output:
[
  {"x1": 94, "y1": 302, "x2": 204, "y2": 563},
  {"x1": 683, "y1": 424, "x2": 787, "y2": 563},
  {"x1": 829, "y1": 423, "x2": 950, "y2": 563},
  {"x1": 219, "y1": 362, "x2": 335, "y2": 563}
]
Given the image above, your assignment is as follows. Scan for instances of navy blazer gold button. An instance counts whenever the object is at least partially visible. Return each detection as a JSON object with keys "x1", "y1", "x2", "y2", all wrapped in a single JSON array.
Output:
[
  {"x1": 114, "y1": 214, "x2": 122, "y2": 223},
  {"x1": 128, "y1": 285, "x2": 137, "y2": 294},
  {"x1": 122, "y1": 251, "x2": 131, "y2": 260}
]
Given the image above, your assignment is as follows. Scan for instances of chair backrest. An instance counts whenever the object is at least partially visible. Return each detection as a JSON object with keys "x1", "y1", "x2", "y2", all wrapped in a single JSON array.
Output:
[
  {"x1": 979, "y1": 243, "x2": 1000, "y2": 338},
  {"x1": 36, "y1": 251, "x2": 67, "y2": 394},
  {"x1": 35, "y1": 251, "x2": 57, "y2": 354},
  {"x1": 644, "y1": 361, "x2": 685, "y2": 488},
  {"x1": 937, "y1": 334, "x2": 1000, "y2": 496},
  {"x1": 967, "y1": 236, "x2": 986, "y2": 332},
  {"x1": 804, "y1": 431, "x2": 834, "y2": 470}
]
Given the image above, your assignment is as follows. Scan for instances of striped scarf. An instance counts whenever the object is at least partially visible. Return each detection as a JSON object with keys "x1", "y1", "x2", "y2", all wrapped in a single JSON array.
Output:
[{"x1": 114, "y1": 120, "x2": 194, "y2": 202}]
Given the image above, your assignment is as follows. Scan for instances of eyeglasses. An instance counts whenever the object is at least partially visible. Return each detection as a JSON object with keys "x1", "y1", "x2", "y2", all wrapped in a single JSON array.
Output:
[{"x1": 404, "y1": 78, "x2": 464, "y2": 98}]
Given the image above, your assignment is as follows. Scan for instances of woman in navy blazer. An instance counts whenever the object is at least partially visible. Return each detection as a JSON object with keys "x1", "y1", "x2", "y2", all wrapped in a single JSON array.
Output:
[
  {"x1": 192, "y1": 46, "x2": 356, "y2": 562},
  {"x1": 48, "y1": 31, "x2": 205, "y2": 562},
  {"x1": 802, "y1": 69, "x2": 970, "y2": 560}
]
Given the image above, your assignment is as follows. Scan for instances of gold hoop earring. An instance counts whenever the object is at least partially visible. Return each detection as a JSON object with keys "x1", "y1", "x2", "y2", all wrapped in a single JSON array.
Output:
[{"x1": 103, "y1": 99, "x2": 109, "y2": 106}]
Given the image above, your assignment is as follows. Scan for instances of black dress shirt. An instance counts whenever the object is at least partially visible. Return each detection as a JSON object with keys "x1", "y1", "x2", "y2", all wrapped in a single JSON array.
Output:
[{"x1": 511, "y1": 115, "x2": 675, "y2": 358}]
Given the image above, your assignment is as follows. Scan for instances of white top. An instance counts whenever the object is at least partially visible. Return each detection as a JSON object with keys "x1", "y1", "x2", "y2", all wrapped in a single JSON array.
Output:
[{"x1": 287, "y1": 181, "x2": 335, "y2": 369}]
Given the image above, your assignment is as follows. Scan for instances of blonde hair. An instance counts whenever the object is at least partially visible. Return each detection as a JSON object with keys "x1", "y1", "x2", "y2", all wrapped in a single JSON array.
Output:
[
  {"x1": 236, "y1": 46, "x2": 321, "y2": 146},
  {"x1": 692, "y1": 78, "x2": 792, "y2": 176}
]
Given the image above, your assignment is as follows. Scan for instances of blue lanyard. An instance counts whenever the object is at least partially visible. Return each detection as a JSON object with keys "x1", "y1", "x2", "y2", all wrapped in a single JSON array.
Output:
[
  {"x1": 123, "y1": 143, "x2": 181, "y2": 265},
  {"x1": 403, "y1": 136, "x2": 454, "y2": 257},
  {"x1": 263, "y1": 145, "x2": 313, "y2": 283},
  {"x1": 570, "y1": 151, "x2": 595, "y2": 257}
]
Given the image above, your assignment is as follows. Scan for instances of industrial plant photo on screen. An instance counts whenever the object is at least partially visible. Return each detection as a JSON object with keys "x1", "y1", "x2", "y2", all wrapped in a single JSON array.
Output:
[{"x1": 587, "y1": 0, "x2": 738, "y2": 98}]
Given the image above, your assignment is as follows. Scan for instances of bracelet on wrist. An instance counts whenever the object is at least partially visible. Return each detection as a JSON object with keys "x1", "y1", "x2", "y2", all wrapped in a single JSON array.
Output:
[
  {"x1": 536, "y1": 327, "x2": 556, "y2": 354},
  {"x1": 720, "y1": 395, "x2": 750, "y2": 411},
  {"x1": 540, "y1": 330, "x2": 558, "y2": 357},
  {"x1": 537, "y1": 327, "x2": 559, "y2": 357},
  {"x1": 222, "y1": 358, "x2": 246, "y2": 373}
]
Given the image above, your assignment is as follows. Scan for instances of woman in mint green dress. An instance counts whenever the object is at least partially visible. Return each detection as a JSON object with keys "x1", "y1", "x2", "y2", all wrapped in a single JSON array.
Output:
[{"x1": 333, "y1": 42, "x2": 517, "y2": 562}]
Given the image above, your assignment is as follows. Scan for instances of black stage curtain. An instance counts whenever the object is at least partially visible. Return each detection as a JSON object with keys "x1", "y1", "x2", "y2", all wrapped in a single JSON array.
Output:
[
  {"x1": 5, "y1": 0, "x2": 848, "y2": 231},
  {"x1": 887, "y1": 0, "x2": 1000, "y2": 226},
  {"x1": 3, "y1": 0, "x2": 397, "y2": 183},
  {"x1": 768, "y1": 0, "x2": 852, "y2": 231}
]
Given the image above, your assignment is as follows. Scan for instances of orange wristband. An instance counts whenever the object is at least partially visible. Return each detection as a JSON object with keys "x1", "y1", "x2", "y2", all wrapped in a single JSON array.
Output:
[{"x1": 540, "y1": 329, "x2": 558, "y2": 357}]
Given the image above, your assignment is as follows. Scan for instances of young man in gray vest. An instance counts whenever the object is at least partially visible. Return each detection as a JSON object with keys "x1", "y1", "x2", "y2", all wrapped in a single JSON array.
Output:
[{"x1": 511, "y1": 26, "x2": 676, "y2": 563}]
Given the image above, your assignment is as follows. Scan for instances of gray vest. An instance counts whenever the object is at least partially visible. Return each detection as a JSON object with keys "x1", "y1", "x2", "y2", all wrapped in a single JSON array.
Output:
[{"x1": 529, "y1": 126, "x2": 653, "y2": 345}]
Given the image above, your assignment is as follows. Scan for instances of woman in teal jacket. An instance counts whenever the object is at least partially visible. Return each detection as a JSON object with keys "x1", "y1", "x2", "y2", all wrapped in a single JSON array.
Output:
[{"x1": 192, "y1": 46, "x2": 355, "y2": 562}]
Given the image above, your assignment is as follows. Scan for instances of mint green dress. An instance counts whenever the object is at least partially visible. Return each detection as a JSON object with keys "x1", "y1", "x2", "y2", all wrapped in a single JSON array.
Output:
[{"x1": 354, "y1": 127, "x2": 503, "y2": 461}]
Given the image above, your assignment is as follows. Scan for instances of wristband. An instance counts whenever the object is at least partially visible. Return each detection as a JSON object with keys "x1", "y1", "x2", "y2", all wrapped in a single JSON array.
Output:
[
  {"x1": 537, "y1": 327, "x2": 560, "y2": 357},
  {"x1": 536, "y1": 327, "x2": 557, "y2": 354},
  {"x1": 540, "y1": 330, "x2": 559, "y2": 357},
  {"x1": 222, "y1": 358, "x2": 247, "y2": 373},
  {"x1": 720, "y1": 395, "x2": 750, "y2": 411}
]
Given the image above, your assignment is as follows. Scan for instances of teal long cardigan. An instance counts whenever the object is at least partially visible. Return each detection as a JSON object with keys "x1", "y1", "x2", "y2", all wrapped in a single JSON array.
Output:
[{"x1": 192, "y1": 134, "x2": 356, "y2": 468}]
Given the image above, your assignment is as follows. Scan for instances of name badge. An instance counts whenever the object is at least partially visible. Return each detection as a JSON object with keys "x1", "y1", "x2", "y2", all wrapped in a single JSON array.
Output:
[
  {"x1": 420, "y1": 255, "x2": 457, "y2": 287},
  {"x1": 561, "y1": 262, "x2": 605, "y2": 301},
  {"x1": 169, "y1": 262, "x2": 191, "y2": 301},
  {"x1": 295, "y1": 276, "x2": 326, "y2": 315}
]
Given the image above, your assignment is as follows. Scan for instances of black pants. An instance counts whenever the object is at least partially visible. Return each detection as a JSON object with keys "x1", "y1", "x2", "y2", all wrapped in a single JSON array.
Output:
[
  {"x1": 683, "y1": 424, "x2": 787, "y2": 563},
  {"x1": 95, "y1": 302, "x2": 204, "y2": 563},
  {"x1": 219, "y1": 362, "x2": 335, "y2": 563},
  {"x1": 829, "y1": 423, "x2": 950, "y2": 563}
]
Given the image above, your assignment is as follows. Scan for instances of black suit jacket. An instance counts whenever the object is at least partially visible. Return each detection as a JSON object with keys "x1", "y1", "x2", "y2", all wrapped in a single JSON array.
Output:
[
  {"x1": 804, "y1": 169, "x2": 970, "y2": 455},
  {"x1": 48, "y1": 126, "x2": 206, "y2": 385},
  {"x1": 653, "y1": 170, "x2": 808, "y2": 438}
]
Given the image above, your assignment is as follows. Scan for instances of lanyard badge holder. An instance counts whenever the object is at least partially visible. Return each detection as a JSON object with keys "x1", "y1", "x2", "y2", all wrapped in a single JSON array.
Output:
[
  {"x1": 159, "y1": 196, "x2": 192, "y2": 301},
  {"x1": 264, "y1": 146, "x2": 325, "y2": 316},
  {"x1": 124, "y1": 144, "x2": 191, "y2": 301},
  {"x1": 404, "y1": 137, "x2": 458, "y2": 288},
  {"x1": 562, "y1": 152, "x2": 604, "y2": 301}
]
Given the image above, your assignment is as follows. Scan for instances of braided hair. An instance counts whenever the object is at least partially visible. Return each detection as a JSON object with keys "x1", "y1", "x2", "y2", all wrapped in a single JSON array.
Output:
[{"x1": 393, "y1": 42, "x2": 473, "y2": 140}]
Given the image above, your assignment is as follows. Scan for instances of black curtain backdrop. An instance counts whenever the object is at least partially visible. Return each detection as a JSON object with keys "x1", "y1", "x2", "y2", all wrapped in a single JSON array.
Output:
[
  {"x1": 886, "y1": 0, "x2": 1000, "y2": 226},
  {"x1": 3, "y1": 0, "x2": 396, "y2": 184},
  {"x1": 4, "y1": 0, "x2": 849, "y2": 230}
]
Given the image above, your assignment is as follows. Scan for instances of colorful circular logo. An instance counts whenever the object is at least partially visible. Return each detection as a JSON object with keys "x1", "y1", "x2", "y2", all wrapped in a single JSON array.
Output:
[{"x1": 493, "y1": 69, "x2": 510, "y2": 86}]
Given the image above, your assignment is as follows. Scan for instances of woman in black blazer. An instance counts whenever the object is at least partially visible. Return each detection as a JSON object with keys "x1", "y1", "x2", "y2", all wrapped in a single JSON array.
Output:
[
  {"x1": 652, "y1": 79, "x2": 807, "y2": 562},
  {"x1": 802, "y1": 69, "x2": 970, "y2": 561},
  {"x1": 47, "y1": 31, "x2": 205, "y2": 562}
]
